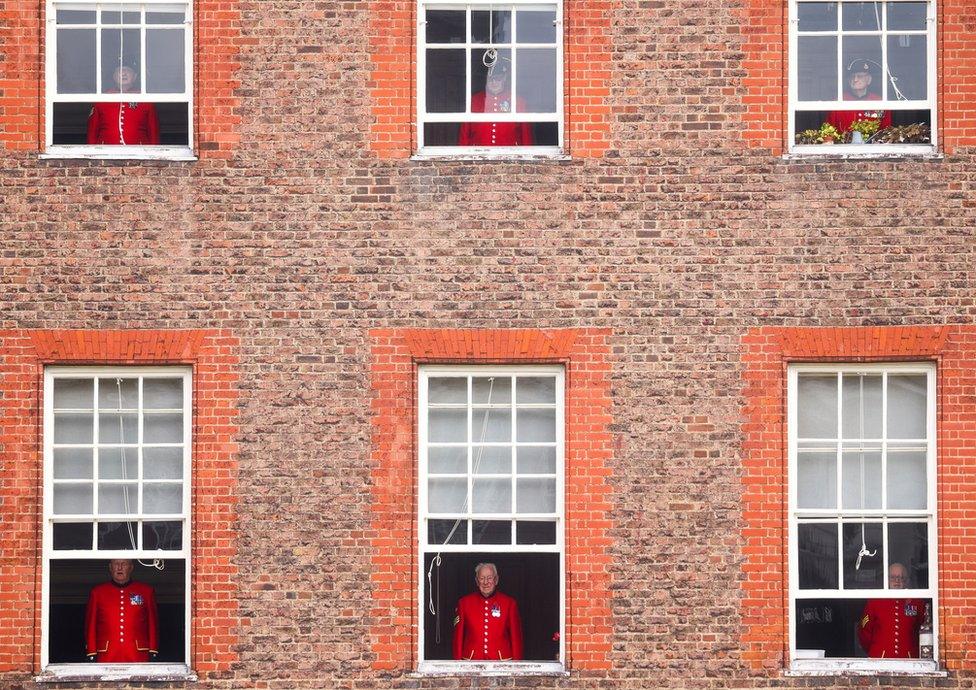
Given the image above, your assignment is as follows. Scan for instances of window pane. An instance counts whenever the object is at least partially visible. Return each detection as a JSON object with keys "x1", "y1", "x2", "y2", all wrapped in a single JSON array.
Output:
[
  {"x1": 98, "y1": 413, "x2": 138, "y2": 443},
  {"x1": 100, "y1": 29, "x2": 142, "y2": 94},
  {"x1": 842, "y1": 374, "x2": 881, "y2": 438},
  {"x1": 426, "y1": 49, "x2": 467, "y2": 114},
  {"x1": 516, "y1": 520, "x2": 556, "y2": 545},
  {"x1": 428, "y1": 409, "x2": 467, "y2": 442},
  {"x1": 144, "y1": 446, "x2": 184, "y2": 479},
  {"x1": 797, "y1": 36, "x2": 838, "y2": 101},
  {"x1": 887, "y1": 35, "x2": 927, "y2": 100},
  {"x1": 841, "y1": 450, "x2": 881, "y2": 509},
  {"x1": 98, "y1": 447, "x2": 138, "y2": 480},
  {"x1": 842, "y1": 36, "x2": 883, "y2": 98},
  {"x1": 516, "y1": 48, "x2": 557, "y2": 113},
  {"x1": 54, "y1": 378, "x2": 94, "y2": 409},
  {"x1": 97, "y1": 521, "x2": 138, "y2": 549},
  {"x1": 797, "y1": 375, "x2": 837, "y2": 437},
  {"x1": 797, "y1": 2, "x2": 838, "y2": 31},
  {"x1": 98, "y1": 483, "x2": 138, "y2": 514},
  {"x1": 842, "y1": 522, "x2": 883, "y2": 589},
  {"x1": 471, "y1": 10, "x2": 512, "y2": 43},
  {"x1": 517, "y1": 409, "x2": 555, "y2": 443},
  {"x1": 54, "y1": 413, "x2": 93, "y2": 444},
  {"x1": 53, "y1": 522, "x2": 93, "y2": 550},
  {"x1": 428, "y1": 446, "x2": 467, "y2": 474},
  {"x1": 886, "y1": 450, "x2": 926, "y2": 509},
  {"x1": 472, "y1": 478, "x2": 511, "y2": 512},
  {"x1": 143, "y1": 520, "x2": 183, "y2": 550},
  {"x1": 472, "y1": 446, "x2": 511, "y2": 474},
  {"x1": 797, "y1": 452, "x2": 837, "y2": 509},
  {"x1": 798, "y1": 523, "x2": 838, "y2": 589},
  {"x1": 143, "y1": 378, "x2": 183, "y2": 409},
  {"x1": 57, "y1": 9, "x2": 97, "y2": 23},
  {"x1": 57, "y1": 29, "x2": 96, "y2": 93},
  {"x1": 428, "y1": 377, "x2": 467, "y2": 404},
  {"x1": 517, "y1": 376, "x2": 556, "y2": 404},
  {"x1": 517, "y1": 446, "x2": 556, "y2": 474},
  {"x1": 428, "y1": 478, "x2": 466, "y2": 513},
  {"x1": 888, "y1": 522, "x2": 928, "y2": 588},
  {"x1": 887, "y1": 375, "x2": 926, "y2": 439},
  {"x1": 147, "y1": 7, "x2": 186, "y2": 24},
  {"x1": 842, "y1": 1, "x2": 880, "y2": 30},
  {"x1": 472, "y1": 519, "x2": 510, "y2": 544},
  {"x1": 516, "y1": 478, "x2": 556, "y2": 513},
  {"x1": 53, "y1": 448, "x2": 93, "y2": 480},
  {"x1": 887, "y1": 2, "x2": 926, "y2": 30},
  {"x1": 470, "y1": 48, "x2": 512, "y2": 106},
  {"x1": 795, "y1": 598, "x2": 882, "y2": 658},
  {"x1": 472, "y1": 409, "x2": 511, "y2": 442},
  {"x1": 516, "y1": 9, "x2": 556, "y2": 43},
  {"x1": 144, "y1": 483, "x2": 183, "y2": 514},
  {"x1": 144, "y1": 413, "x2": 183, "y2": 443},
  {"x1": 428, "y1": 518, "x2": 467, "y2": 545},
  {"x1": 147, "y1": 29, "x2": 185, "y2": 93},
  {"x1": 426, "y1": 9, "x2": 465, "y2": 43},
  {"x1": 98, "y1": 377, "x2": 137, "y2": 409},
  {"x1": 473, "y1": 376, "x2": 511, "y2": 403},
  {"x1": 53, "y1": 484, "x2": 93, "y2": 514}
]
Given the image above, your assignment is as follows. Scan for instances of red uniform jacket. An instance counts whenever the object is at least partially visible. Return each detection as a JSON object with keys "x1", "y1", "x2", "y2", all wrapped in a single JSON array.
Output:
[
  {"x1": 85, "y1": 580, "x2": 159, "y2": 662},
  {"x1": 87, "y1": 101, "x2": 160, "y2": 145},
  {"x1": 826, "y1": 92, "x2": 893, "y2": 134},
  {"x1": 453, "y1": 590, "x2": 523, "y2": 661},
  {"x1": 458, "y1": 92, "x2": 533, "y2": 147},
  {"x1": 858, "y1": 598, "x2": 925, "y2": 658}
]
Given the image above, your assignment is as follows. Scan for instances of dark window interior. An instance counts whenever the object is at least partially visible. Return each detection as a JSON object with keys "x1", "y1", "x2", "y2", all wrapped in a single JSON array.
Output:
[
  {"x1": 52, "y1": 102, "x2": 189, "y2": 146},
  {"x1": 794, "y1": 109, "x2": 931, "y2": 139},
  {"x1": 424, "y1": 122, "x2": 559, "y2": 147},
  {"x1": 795, "y1": 597, "x2": 932, "y2": 658}
]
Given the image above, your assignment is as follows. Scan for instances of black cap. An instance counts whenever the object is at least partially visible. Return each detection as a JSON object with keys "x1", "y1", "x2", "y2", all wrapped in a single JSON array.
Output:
[{"x1": 846, "y1": 59, "x2": 873, "y2": 75}]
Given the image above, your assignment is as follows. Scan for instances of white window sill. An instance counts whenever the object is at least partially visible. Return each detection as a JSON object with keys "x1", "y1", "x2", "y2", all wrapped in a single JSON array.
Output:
[
  {"x1": 412, "y1": 146, "x2": 569, "y2": 161},
  {"x1": 415, "y1": 660, "x2": 567, "y2": 676},
  {"x1": 36, "y1": 663, "x2": 196, "y2": 683},
  {"x1": 785, "y1": 144, "x2": 941, "y2": 160},
  {"x1": 41, "y1": 146, "x2": 197, "y2": 162},
  {"x1": 786, "y1": 659, "x2": 945, "y2": 677}
]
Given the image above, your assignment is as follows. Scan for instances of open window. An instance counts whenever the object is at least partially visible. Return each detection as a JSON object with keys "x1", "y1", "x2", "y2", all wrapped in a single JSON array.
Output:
[
  {"x1": 789, "y1": 364, "x2": 938, "y2": 673},
  {"x1": 418, "y1": 366, "x2": 564, "y2": 673},
  {"x1": 417, "y1": 2, "x2": 563, "y2": 155},
  {"x1": 45, "y1": 1, "x2": 194, "y2": 159},
  {"x1": 42, "y1": 368, "x2": 191, "y2": 680},
  {"x1": 789, "y1": 1, "x2": 935, "y2": 154}
]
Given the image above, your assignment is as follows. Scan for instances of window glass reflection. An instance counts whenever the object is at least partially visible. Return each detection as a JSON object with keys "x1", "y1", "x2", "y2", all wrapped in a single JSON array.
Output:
[
  {"x1": 798, "y1": 2, "x2": 837, "y2": 31},
  {"x1": 798, "y1": 523, "x2": 838, "y2": 589},
  {"x1": 57, "y1": 29, "x2": 97, "y2": 94},
  {"x1": 887, "y1": 2, "x2": 926, "y2": 30},
  {"x1": 887, "y1": 35, "x2": 927, "y2": 100},
  {"x1": 888, "y1": 522, "x2": 928, "y2": 588},
  {"x1": 147, "y1": 29, "x2": 185, "y2": 93},
  {"x1": 426, "y1": 49, "x2": 466, "y2": 112},
  {"x1": 516, "y1": 48, "x2": 557, "y2": 113},
  {"x1": 516, "y1": 9, "x2": 556, "y2": 42},
  {"x1": 841, "y1": 450, "x2": 881, "y2": 509},
  {"x1": 842, "y1": 1, "x2": 880, "y2": 30},
  {"x1": 797, "y1": 36, "x2": 838, "y2": 101},
  {"x1": 842, "y1": 36, "x2": 883, "y2": 98},
  {"x1": 100, "y1": 29, "x2": 142, "y2": 94},
  {"x1": 797, "y1": 452, "x2": 837, "y2": 510},
  {"x1": 842, "y1": 522, "x2": 882, "y2": 589},
  {"x1": 426, "y1": 9, "x2": 465, "y2": 43},
  {"x1": 471, "y1": 9, "x2": 511, "y2": 43}
]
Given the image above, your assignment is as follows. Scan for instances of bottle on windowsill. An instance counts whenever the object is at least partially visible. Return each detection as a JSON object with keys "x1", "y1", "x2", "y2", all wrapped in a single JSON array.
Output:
[{"x1": 919, "y1": 602, "x2": 933, "y2": 659}]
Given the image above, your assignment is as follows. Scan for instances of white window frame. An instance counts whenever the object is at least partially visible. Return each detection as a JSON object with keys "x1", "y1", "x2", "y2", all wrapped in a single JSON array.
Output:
[
  {"x1": 788, "y1": 0, "x2": 937, "y2": 156},
  {"x1": 39, "y1": 366, "x2": 193, "y2": 681},
  {"x1": 787, "y1": 362, "x2": 939, "y2": 675},
  {"x1": 417, "y1": 364, "x2": 566, "y2": 675},
  {"x1": 415, "y1": 0, "x2": 565, "y2": 158},
  {"x1": 43, "y1": 0, "x2": 196, "y2": 161}
]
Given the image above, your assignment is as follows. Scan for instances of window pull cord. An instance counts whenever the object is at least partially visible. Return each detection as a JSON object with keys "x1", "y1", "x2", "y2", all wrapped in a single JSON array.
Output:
[
  {"x1": 854, "y1": 374, "x2": 876, "y2": 571},
  {"x1": 483, "y1": 6, "x2": 497, "y2": 69}
]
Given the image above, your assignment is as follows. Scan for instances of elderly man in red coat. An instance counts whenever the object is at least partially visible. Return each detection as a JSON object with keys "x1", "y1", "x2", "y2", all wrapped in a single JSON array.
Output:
[
  {"x1": 826, "y1": 59, "x2": 893, "y2": 136},
  {"x1": 87, "y1": 65, "x2": 160, "y2": 146},
  {"x1": 458, "y1": 61, "x2": 533, "y2": 147},
  {"x1": 858, "y1": 562, "x2": 925, "y2": 658},
  {"x1": 85, "y1": 559, "x2": 159, "y2": 662},
  {"x1": 453, "y1": 562, "x2": 523, "y2": 661}
]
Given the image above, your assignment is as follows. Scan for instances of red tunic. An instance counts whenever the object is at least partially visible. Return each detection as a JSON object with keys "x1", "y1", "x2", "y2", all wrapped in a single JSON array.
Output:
[
  {"x1": 457, "y1": 92, "x2": 534, "y2": 147},
  {"x1": 85, "y1": 580, "x2": 159, "y2": 662},
  {"x1": 858, "y1": 598, "x2": 925, "y2": 658},
  {"x1": 87, "y1": 101, "x2": 160, "y2": 145},
  {"x1": 452, "y1": 590, "x2": 523, "y2": 661},
  {"x1": 825, "y1": 92, "x2": 893, "y2": 134}
]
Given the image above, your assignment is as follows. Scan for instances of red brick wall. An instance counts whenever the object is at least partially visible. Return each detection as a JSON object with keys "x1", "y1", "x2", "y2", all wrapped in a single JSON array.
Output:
[
  {"x1": 368, "y1": 328, "x2": 613, "y2": 671},
  {"x1": 0, "y1": 329, "x2": 241, "y2": 676},
  {"x1": 741, "y1": 325, "x2": 976, "y2": 672}
]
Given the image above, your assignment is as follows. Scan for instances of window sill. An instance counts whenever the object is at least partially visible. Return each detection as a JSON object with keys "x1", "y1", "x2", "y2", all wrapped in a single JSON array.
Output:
[
  {"x1": 415, "y1": 661, "x2": 567, "y2": 676},
  {"x1": 412, "y1": 147, "x2": 569, "y2": 161},
  {"x1": 36, "y1": 663, "x2": 196, "y2": 683},
  {"x1": 40, "y1": 146, "x2": 197, "y2": 162},
  {"x1": 784, "y1": 144, "x2": 941, "y2": 160},
  {"x1": 786, "y1": 659, "x2": 945, "y2": 677}
]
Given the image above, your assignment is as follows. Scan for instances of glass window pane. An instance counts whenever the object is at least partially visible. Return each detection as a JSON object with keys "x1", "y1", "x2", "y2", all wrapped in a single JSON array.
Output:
[
  {"x1": 54, "y1": 378, "x2": 94, "y2": 409},
  {"x1": 426, "y1": 9, "x2": 465, "y2": 43},
  {"x1": 427, "y1": 50, "x2": 468, "y2": 114},
  {"x1": 57, "y1": 9, "x2": 97, "y2": 23},
  {"x1": 515, "y1": 48, "x2": 557, "y2": 113},
  {"x1": 97, "y1": 521, "x2": 138, "y2": 549},
  {"x1": 842, "y1": 374, "x2": 882, "y2": 438},
  {"x1": 516, "y1": 376, "x2": 556, "y2": 404},
  {"x1": 516, "y1": 477, "x2": 556, "y2": 513},
  {"x1": 53, "y1": 522, "x2": 93, "y2": 550},
  {"x1": 798, "y1": 523, "x2": 839, "y2": 589},
  {"x1": 472, "y1": 446, "x2": 511, "y2": 474},
  {"x1": 472, "y1": 478, "x2": 511, "y2": 512},
  {"x1": 53, "y1": 448, "x2": 93, "y2": 479},
  {"x1": 472, "y1": 519, "x2": 511, "y2": 544},
  {"x1": 144, "y1": 447, "x2": 184, "y2": 480},
  {"x1": 887, "y1": 375, "x2": 927, "y2": 439},
  {"x1": 101, "y1": 6, "x2": 123, "y2": 23},
  {"x1": 54, "y1": 413, "x2": 94, "y2": 444},
  {"x1": 797, "y1": 36, "x2": 838, "y2": 101},
  {"x1": 428, "y1": 446, "x2": 467, "y2": 474},
  {"x1": 471, "y1": 10, "x2": 511, "y2": 43},
  {"x1": 428, "y1": 477, "x2": 466, "y2": 513},
  {"x1": 795, "y1": 598, "x2": 870, "y2": 658},
  {"x1": 98, "y1": 413, "x2": 138, "y2": 443},
  {"x1": 428, "y1": 518, "x2": 467, "y2": 545},
  {"x1": 470, "y1": 48, "x2": 512, "y2": 107},
  {"x1": 143, "y1": 520, "x2": 183, "y2": 550},
  {"x1": 98, "y1": 483, "x2": 138, "y2": 514},
  {"x1": 57, "y1": 29, "x2": 97, "y2": 93},
  {"x1": 98, "y1": 377, "x2": 138, "y2": 409},
  {"x1": 842, "y1": 36, "x2": 883, "y2": 99},
  {"x1": 841, "y1": 450, "x2": 881, "y2": 509},
  {"x1": 516, "y1": 9, "x2": 556, "y2": 43},
  {"x1": 798, "y1": 2, "x2": 838, "y2": 31},
  {"x1": 98, "y1": 447, "x2": 138, "y2": 480},
  {"x1": 147, "y1": 7, "x2": 186, "y2": 24},
  {"x1": 428, "y1": 409, "x2": 467, "y2": 442},
  {"x1": 797, "y1": 375, "x2": 837, "y2": 438},
  {"x1": 517, "y1": 446, "x2": 556, "y2": 474},
  {"x1": 842, "y1": 1, "x2": 881, "y2": 30},
  {"x1": 516, "y1": 520, "x2": 556, "y2": 545},
  {"x1": 842, "y1": 522, "x2": 883, "y2": 589},
  {"x1": 147, "y1": 29, "x2": 185, "y2": 93},
  {"x1": 144, "y1": 413, "x2": 183, "y2": 443},
  {"x1": 517, "y1": 409, "x2": 555, "y2": 443},
  {"x1": 428, "y1": 377, "x2": 466, "y2": 404},
  {"x1": 887, "y1": 450, "x2": 926, "y2": 509},
  {"x1": 887, "y1": 35, "x2": 927, "y2": 100},
  {"x1": 472, "y1": 409, "x2": 511, "y2": 443},
  {"x1": 887, "y1": 2, "x2": 926, "y2": 30},
  {"x1": 143, "y1": 378, "x2": 183, "y2": 409},
  {"x1": 144, "y1": 483, "x2": 182, "y2": 513},
  {"x1": 473, "y1": 376, "x2": 511, "y2": 403},
  {"x1": 53, "y1": 483, "x2": 93, "y2": 514},
  {"x1": 888, "y1": 522, "x2": 928, "y2": 589},
  {"x1": 100, "y1": 29, "x2": 142, "y2": 94},
  {"x1": 797, "y1": 452, "x2": 837, "y2": 509}
]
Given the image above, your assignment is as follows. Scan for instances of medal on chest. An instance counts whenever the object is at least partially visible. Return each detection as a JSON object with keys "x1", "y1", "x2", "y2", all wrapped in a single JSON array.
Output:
[
  {"x1": 129, "y1": 594, "x2": 144, "y2": 606},
  {"x1": 491, "y1": 604, "x2": 501, "y2": 618},
  {"x1": 904, "y1": 602, "x2": 918, "y2": 617}
]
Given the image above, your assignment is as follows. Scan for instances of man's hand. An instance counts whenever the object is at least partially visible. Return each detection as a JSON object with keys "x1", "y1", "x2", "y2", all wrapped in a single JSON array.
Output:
[{"x1": 87, "y1": 654, "x2": 97, "y2": 662}]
